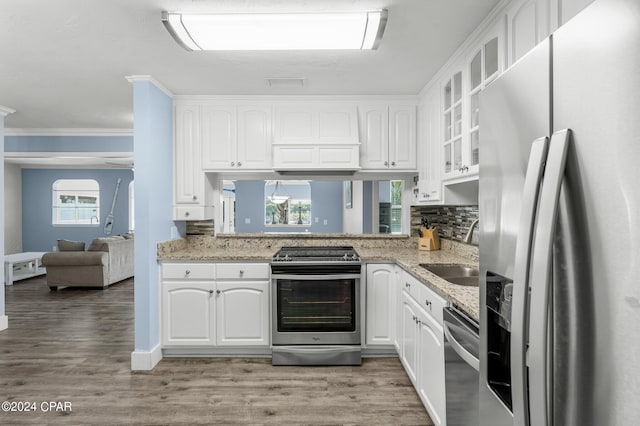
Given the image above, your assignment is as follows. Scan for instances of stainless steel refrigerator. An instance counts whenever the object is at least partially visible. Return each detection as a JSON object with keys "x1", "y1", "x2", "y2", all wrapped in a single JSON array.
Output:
[{"x1": 478, "y1": 0, "x2": 640, "y2": 425}]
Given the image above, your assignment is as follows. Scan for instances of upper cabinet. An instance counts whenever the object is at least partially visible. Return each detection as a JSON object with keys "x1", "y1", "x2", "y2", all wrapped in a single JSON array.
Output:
[
  {"x1": 174, "y1": 103, "x2": 214, "y2": 220},
  {"x1": 201, "y1": 103, "x2": 272, "y2": 171},
  {"x1": 359, "y1": 103, "x2": 416, "y2": 170},
  {"x1": 274, "y1": 103, "x2": 358, "y2": 145},
  {"x1": 272, "y1": 103, "x2": 361, "y2": 171},
  {"x1": 441, "y1": 71, "x2": 465, "y2": 180},
  {"x1": 506, "y1": 0, "x2": 550, "y2": 66}
]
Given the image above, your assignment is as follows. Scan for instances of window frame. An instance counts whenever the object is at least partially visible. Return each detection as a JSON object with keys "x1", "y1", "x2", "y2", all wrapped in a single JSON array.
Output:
[{"x1": 52, "y1": 179, "x2": 101, "y2": 227}]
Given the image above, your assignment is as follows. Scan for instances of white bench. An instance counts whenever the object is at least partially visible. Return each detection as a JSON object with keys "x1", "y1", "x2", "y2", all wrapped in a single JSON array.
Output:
[{"x1": 4, "y1": 252, "x2": 47, "y2": 286}]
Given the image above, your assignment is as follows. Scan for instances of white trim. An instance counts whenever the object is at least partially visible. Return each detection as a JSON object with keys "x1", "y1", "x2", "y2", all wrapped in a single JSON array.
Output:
[
  {"x1": 4, "y1": 151, "x2": 133, "y2": 158},
  {"x1": 0, "y1": 106, "x2": 16, "y2": 116},
  {"x1": 4, "y1": 128, "x2": 133, "y2": 137},
  {"x1": 173, "y1": 94, "x2": 419, "y2": 102},
  {"x1": 0, "y1": 315, "x2": 8, "y2": 331},
  {"x1": 131, "y1": 344, "x2": 163, "y2": 370},
  {"x1": 125, "y1": 75, "x2": 174, "y2": 99},
  {"x1": 418, "y1": 0, "x2": 513, "y2": 99}
]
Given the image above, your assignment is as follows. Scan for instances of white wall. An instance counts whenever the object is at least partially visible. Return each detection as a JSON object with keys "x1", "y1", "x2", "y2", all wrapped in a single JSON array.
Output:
[{"x1": 4, "y1": 163, "x2": 21, "y2": 254}]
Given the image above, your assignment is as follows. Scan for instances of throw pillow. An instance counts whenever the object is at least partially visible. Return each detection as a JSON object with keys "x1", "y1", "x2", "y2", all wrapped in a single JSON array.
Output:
[{"x1": 57, "y1": 239, "x2": 85, "y2": 251}]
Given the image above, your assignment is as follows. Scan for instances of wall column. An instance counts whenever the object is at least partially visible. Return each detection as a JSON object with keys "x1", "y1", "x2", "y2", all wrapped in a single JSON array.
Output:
[
  {"x1": 125, "y1": 76, "x2": 174, "y2": 370},
  {"x1": 0, "y1": 106, "x2": 16, "y2": 332}
]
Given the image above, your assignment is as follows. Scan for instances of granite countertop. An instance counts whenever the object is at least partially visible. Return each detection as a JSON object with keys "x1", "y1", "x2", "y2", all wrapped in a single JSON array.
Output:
[{"x1": 159, "y1": 244, "x2": 479, "y2": 321}]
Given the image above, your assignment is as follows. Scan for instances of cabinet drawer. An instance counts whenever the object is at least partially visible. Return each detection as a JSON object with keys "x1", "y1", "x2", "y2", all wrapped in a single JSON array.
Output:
[
  {"x1": 163, "y1": 263, "x2": 215, "y2": 280},
  {"x1": 400, "y1": 270, "x2": 421, "y2": 300},
  {"x1": 173, "y1": 206, "x2": 214, "y2": 221},
  {"x1": 418, "y1": 284, "x2": 447, "y2": 326},
  {"x1": 216, "y1": 263, "x2": 270, "y2": 280}
]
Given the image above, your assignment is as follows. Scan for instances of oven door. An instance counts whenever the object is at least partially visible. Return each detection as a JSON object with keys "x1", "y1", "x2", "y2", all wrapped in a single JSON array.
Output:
[{"x1": 271, "y1": 273, "x2": 361, "y2": 345}]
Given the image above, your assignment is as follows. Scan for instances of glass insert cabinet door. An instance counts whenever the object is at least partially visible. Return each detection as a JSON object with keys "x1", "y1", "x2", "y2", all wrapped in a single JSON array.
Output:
[
  {"x1": 443, "y1": 71, "x2": 463, "y2": 176},
  {"x1": 276, "y1": 278, "x2": 356, "y2": 332}
]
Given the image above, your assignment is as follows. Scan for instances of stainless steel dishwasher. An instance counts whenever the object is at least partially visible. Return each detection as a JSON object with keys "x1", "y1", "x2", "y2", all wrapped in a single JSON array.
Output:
[{"x1": 443, "y1": 306, "x2": 479, "y2": 426}]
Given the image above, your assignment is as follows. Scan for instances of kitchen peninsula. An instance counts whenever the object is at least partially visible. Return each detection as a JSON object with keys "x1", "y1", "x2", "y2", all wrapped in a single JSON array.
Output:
[{"x1": 158, "y1": 233, "x2": 479, "y2": 321}]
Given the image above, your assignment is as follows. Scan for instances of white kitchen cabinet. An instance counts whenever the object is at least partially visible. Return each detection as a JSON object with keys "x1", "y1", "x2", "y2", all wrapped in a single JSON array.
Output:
[
  {"x1": 397, "y1": 269, "x2": 448, "y2": 425},
  {"x1": 416, "y1": 308, "x2": 446, "y2": 426},
  {"x1": 506, "y1": 0, "x2": 551, "y2": 66},
  {"x1": 162, "y1": 262, "x2": 270, "y2": 348},
  {"x1": 359, "y1": 103, "x2": 416, "y2": 170},
  {"x1": 216, "y1": 281, "x2": 270, "y2": 346},
  {"x1": 415, "y1": 87, "x2": 442, "y2": 203},
  {"x1": 272, "y1": 143, "x2": 360, "y2": 171},
  {"x1": 173, "y1": 103, "x2": 214, "y2": 220},
  {"x1": 365, "y1": 264, "x2": 396, "y2": 346},
  {"x1": 201, "y1": 104, "x2": 237, "y2": 170},
  {"x1": 400, "y1": 292, "x2": 419, "y2": 385},
  {"x1": 274, "y1": 103, "x2": 359, "y2": 145},
  {"x1": 201, "y1": 104, "x2": 273, "y2": 170},
  {"x1": 162, "y1": 282, "x2": 216, "y2": 346},
  {"x1": 237, "y1": 105, "x2": 273, "y2": 169}
]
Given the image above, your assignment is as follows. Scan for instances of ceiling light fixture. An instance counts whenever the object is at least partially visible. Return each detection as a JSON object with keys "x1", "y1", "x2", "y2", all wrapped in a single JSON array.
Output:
[{"x1": 161, "y1": 10, "x2": 388, "y2": 51}]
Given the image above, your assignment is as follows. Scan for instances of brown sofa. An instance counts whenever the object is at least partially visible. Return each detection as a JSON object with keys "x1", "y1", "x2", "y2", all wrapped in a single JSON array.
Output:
[{"x1": 42, "y1": 236, "x2": 134, "y2": 290}]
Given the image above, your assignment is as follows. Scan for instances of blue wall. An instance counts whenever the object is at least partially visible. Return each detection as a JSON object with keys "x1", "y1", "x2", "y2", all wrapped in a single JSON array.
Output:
[
  {"x1": 235, "y1": 180, "x2": 343, "y2": 233},
  {"x1": 132, "y1": 80, "x2": 174, "y2": 366},
  {"x1": 0, "y1": 115, "x2": 5, "y2": 321},
  {"x1": 21, "y1": 169, "x2": 133, "y2": 251}
]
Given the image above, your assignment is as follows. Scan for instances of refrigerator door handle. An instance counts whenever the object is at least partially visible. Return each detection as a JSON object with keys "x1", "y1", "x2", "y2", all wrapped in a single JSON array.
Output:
[
  {"x1": 511, "y1": 136, "x2": 549, "y2": 426},
  {"x1": 528, "y1": 129, "x2": 571, "y2": 426}
]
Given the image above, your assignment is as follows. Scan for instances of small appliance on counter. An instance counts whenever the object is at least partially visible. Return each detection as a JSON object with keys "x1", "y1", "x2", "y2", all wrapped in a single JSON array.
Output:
[{"x1": 419, "y1": 226, "x2": 440, "y2": 251}]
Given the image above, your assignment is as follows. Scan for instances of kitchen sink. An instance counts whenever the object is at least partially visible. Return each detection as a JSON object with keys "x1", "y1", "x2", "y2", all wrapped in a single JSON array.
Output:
[{"x1": 419, "y1": 264, "x2": 479, "y2": 287}]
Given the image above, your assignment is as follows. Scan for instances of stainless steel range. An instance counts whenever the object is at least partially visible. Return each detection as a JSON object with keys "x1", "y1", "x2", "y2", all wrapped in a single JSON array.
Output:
[{"x1": 271, "y1": 246, "x2": 362, "y2": 366}]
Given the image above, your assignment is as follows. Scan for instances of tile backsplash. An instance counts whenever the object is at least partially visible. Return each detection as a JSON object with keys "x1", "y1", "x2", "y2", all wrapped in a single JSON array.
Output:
[{"x1": 411, "y1": 205, "x2": 479, "y2": 244}]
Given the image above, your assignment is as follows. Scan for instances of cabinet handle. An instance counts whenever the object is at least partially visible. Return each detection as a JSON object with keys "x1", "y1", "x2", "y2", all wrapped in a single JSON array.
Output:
[
  {"x1": 384, "y1": 161, "x2": 389, "y2": 166},
  {"x1": 192, "y1": 195, "x2": 197, "y2": 201},
  {"x1": 216, "y1": 289, "x2": 221, "y2": 294},
  {"x1": 185, "y1": 270, "x2": 191, "y2": 276},
  {"x1": 425, "y1": 299, "x2": 432, "y2": 308},
  {"x1": 405, "y1": 282, "x2": 411, "y2": 288},
  {"x1": 412, "y1": 315, "x2": 417, "y2": 321},
  {"x1": 231, "y1": 162, "x2": 235, "y2": 167},
  {"x1": 239, "y1": 270, "x2": 244, "y2": 275},
  {"x1": 391, "y1": 161, "x2": 396, "y2": 166},
  {"x1": 208, "y1": 289, "x2": 214, "y2": 294},
  {"x1": 184, "y1": 211, "x2": 190, "y2": 217},
  {"x1": 237, "y1": 162, "x2": 242, "y2": 167}
]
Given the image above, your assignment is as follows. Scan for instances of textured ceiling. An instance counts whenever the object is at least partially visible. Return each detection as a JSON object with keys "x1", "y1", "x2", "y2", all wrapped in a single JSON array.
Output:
[{"x1": 0, "y1": 0, "x2": 500, "y2": 129}]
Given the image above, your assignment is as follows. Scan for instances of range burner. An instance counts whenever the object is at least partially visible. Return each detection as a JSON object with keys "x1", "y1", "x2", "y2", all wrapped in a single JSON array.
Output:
[{"x1": 272, "y1": 246, "x2": 361, "y2": 263}]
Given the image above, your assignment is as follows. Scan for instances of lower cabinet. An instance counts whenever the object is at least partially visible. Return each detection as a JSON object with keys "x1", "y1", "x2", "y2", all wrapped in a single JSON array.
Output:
[
  {"x1": 365, "y1": 264, "x2": 397, "y2": 346},
  {"x1": 161, "y1": 262, "x2": 270, "y2": 348},
  {"x1": 216, "y1": 281, "x2": 270, "y2": 346},
  {"x1": 397, "y1": 272, "x2": 447, "y2": 426},
  {"x1": 163, "y1": 282, "x2": 216, "y2": 346}
]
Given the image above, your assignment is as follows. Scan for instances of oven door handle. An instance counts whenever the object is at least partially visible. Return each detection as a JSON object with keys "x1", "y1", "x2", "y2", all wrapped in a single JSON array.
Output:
[{"x1": 272, "y1": 274, "x2": 360, "y2": 280}]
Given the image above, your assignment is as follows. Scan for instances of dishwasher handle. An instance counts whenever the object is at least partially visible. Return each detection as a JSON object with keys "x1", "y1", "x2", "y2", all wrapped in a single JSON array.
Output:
[{"x1": 444, "y1": 322, "x2": 479, "y2": 372}]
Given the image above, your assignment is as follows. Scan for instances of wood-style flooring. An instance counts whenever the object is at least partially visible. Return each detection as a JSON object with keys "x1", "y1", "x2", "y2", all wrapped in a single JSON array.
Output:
[{"x1": 0, "y1": 277, "x2": 433, "y2": 425}]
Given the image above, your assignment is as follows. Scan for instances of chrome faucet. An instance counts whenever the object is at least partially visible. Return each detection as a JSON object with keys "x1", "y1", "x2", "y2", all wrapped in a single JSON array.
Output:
[{"x1": 463, "y1": 219, "x2": 479, "y2": 244}]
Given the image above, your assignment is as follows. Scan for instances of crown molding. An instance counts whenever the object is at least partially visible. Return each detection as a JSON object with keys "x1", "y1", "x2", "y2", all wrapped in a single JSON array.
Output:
[
  {"x1": 0, "y1": 105, "x2": 16, "y2": 117},
  {"x1": 125, "y1": 75, "x2": 174, "y2": 98},
  {"x1": 4, "y1": 128, "x2": 133, "y2": 137}
]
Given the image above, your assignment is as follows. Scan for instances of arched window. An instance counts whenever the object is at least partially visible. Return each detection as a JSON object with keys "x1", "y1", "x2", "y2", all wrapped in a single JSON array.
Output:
[
  {"x1": 52, "y1": 179, "x2": 100, "y2": 225},
  {"x1": 265, "y1": 181, "x2": 311, "y2": 226}
]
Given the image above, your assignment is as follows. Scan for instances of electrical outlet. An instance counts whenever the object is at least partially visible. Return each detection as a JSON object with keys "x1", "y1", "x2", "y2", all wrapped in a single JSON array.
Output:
[
  {"x1": 315, "y1": 217, "x2": 319, "y2": 223},
  {"x1": 245, "y1": 218, "x2": 251, "y2": 224},
  {"x1": 323, "y1": 219, "x2": 328, "y2": 225}
]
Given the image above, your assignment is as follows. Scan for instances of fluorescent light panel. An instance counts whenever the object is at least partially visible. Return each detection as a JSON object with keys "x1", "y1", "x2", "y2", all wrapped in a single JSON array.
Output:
[{"x1": 162, "y1": 10, "x2": 387, "y2": 51}]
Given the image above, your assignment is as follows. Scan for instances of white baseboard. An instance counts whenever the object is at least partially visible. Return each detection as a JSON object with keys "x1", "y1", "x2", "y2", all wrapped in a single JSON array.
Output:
[
  {"x1": 0, "y1": 315, "x2": 8, "y2": 331},
  {"x1": 131, "y1": 344, "x2": 162, "y2": 370}
]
